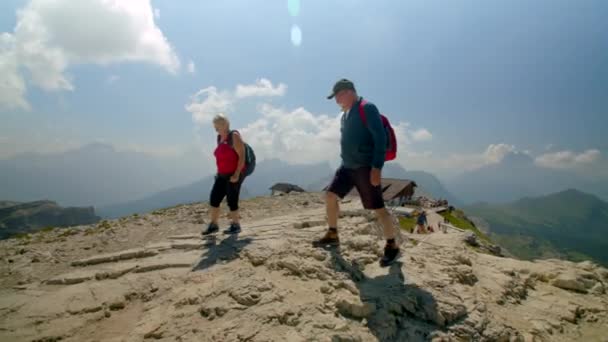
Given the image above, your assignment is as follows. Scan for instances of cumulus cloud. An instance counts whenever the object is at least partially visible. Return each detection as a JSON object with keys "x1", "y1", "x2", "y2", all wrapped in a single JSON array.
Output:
[
  {"x1": 235, "y1": 78, "x2": 287, "y2": 98},
  {"x1": 238, "y1": 105, "x2": 424, "y2": 165},
  {"x1": 399, "y1": 143, "x2": 528, "y2": 176},
  {"x1": 106, "y1": 75, "x2": 120, "y2": 84},
  {"x1": 483, "y1": 143, "x2": 517, "y2": 163},
  {"x1": 240, "y1": 104, "x2": 342, "y2": 163},
  {"x1": 0, "y1": 33, "x2": 29, "y2": 110},
  {"x1": 186, "y1": 79, "x2": 435, "y2": 166},
  {"x1": 185, "y1": 87, "x2": 233, "y2": 125},
  {"x1": 0, "y1": 0, "x2": 180, "y2": 110},
  {"x1": 411, "y1": 128, "x2": 432, "y2": 142},
  {"x1": 535, "y1": 149, "x2": 601, "y2": 169},
  {"x1": 448, "y1": 144, "x2": 520, "y2": 169},
  {"x1": 186, "y1": 79, "x2": 288, "y2": 126}
]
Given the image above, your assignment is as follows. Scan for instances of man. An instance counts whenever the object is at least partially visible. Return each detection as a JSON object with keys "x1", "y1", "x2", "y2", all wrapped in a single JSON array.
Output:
[
  {"x1": 416, "y1": 211, "x2": 428, "y2": 234},
  {"x1": 313, "y1": 78, "x2": 400, "y2": 267}
]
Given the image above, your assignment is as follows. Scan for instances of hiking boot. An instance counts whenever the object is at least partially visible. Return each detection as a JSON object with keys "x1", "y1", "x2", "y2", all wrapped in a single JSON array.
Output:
[
  {"x1": 380, "y1": 243, "x2": 400, "y2": 267},
  {"x1": 223, "y1": 222, "x2": 241, "y2": 235},
  {"x1": 312, "y1": 229, "x2": 340, "y2": 247},
  {"x1": 202, "y1": 222, "x2": 219, "y2": 236}
]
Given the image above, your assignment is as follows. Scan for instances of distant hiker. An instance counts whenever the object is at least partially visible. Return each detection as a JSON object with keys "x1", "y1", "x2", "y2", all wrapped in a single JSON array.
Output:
[
  {"x1": 416, "y1": 211, "x2": 428, "y2": 234},
  {"x1": 313, "y1": 78, "x2": 400, "y2": 267},
  {"x1": 202, "y1": 114, "x2": 256, "y2": 236}
]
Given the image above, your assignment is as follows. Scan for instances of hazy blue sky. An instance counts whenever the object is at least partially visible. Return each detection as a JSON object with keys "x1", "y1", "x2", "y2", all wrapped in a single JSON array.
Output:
[{"x1": 1, "y1": 0, "x2": 606, "y2": 178}]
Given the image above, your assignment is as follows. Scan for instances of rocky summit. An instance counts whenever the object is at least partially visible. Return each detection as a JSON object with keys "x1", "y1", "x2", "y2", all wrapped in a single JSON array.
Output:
[{"x1": 0, "y1": 192, "x2": 607, "y2": 342}]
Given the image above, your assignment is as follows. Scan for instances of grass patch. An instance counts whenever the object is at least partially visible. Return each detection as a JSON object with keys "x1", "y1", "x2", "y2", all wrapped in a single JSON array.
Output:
[
  {"x1": 40, "y1": 226, "x2": 55, "y2": 233},
  {"x1": 83, "y1": 220, "x2": 114, "y2": 236},
  {"x1": 13, "y1": 232, "x2": 31, "y2": 240},
  {"x1": 398, "y1": 216, "x2": 417, "y2": 233},
  {"x1": 441, "y1": 210, "x2": 492, "y2": 243},
  {"x1": 97, "y1": 220, "x2": 112, "y2": 230},
  {"x1": 58, "y1": 228, "x2": 79, "y2": 237}
]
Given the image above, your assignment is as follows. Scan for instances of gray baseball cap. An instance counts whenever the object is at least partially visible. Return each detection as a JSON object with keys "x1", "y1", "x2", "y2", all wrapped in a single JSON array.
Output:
[{"x1": 327, "y1": 78, "x2": 356, "y2": 99}]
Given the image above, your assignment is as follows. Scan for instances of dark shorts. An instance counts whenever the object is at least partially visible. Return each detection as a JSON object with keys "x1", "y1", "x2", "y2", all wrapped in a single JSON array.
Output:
[{"x1": 326, "y1": 166, "x2": 385, "y2": 210}]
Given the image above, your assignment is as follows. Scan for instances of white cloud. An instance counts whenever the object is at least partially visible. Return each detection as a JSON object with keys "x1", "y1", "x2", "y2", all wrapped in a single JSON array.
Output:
[
  {"x1": 154, "y1": 8, "x2": 160, "y2": 19},
  {"x1": 185, "y1": 86, "x2": 233, "y2": 125},
  {"x1": 0, "y1": 33, "x2": 29, "y2": 110},
  {"x1": 106, "y1": 75, "x2": 120, "y2": 84},
  {"x1": 399, "y1": 143, "x2": 528, "y2": 177},
  {"x1": 0, "y1": 0, "x2": 180, "y2": 110},
  {"x1": 446, "y1": 144, "x2": 518, "y2": 170},
  {"x1": 235, "y1": 78, "x2": 287, "y2": 98},
  {"x1": 187, "y1": 79, "x2": 433, "y2": 166},
  {"x1": 535, "y1": 149, "x2": 601, "y2": 169},
  {"x1": 411, "y1": 128, "x2": 432, "y2": 142},
  {"x1": 483, "y1": 143, "x2": 517, "y2": 163},
  {"x1": 240, "y1": 104, "x2": 342, "y2": 164},
  {"x1": 186, "y1": 78, "x2": 287, "y2": 126},
  {"x1": 187, "y1": 60, "x2": 196, "y2": 74},
  {"x1": 237, "y1": 104, "x2": 419, "y2": 166},
  {"x1": 403, "y1": 144, "x2": 603, "y2": 178}
]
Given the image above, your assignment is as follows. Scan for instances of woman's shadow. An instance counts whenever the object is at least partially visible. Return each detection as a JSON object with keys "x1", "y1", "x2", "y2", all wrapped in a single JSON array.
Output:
[
  {"x1": 326, "y1": 246, "x2": 449, "y2": 342},
  {"x1": 192, "y1": 233, "x2": 253, "y2": 272}
]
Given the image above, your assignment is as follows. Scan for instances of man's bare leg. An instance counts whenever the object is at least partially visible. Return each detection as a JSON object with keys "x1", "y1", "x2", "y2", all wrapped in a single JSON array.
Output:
[
  {"x1": 312, "y1": 192, "x2": 340, "y2": 246},
  {"x1": 375, "y1": 207, "x2": 396, "y2": 240},
  {"x1": 375, "y1": 207, "x2": 400, "y2": 267},
  {"x1": 326, "y1": 191, "x2": 340, "y2": 230}
]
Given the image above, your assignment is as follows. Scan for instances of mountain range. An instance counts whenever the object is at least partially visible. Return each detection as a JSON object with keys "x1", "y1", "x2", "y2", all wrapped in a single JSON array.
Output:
[
  {"x1": 465, "y1": 189, "x2": 608, "y2": 266},
  {"x1": 98, "y1": 159, "x2": 333, "y2": 218},
  {"x1": 446, "y1": 152, "x2": 608, "y2": 204},
  {"x1": 3, "y1": 143, "x2": 607, "y2": 220},
  {"x1": 0, "y1": 143, "x2": 208, "y2": 208},
  {"x1": 0, "y1": 200, "x2": 100, "y2": 239}
]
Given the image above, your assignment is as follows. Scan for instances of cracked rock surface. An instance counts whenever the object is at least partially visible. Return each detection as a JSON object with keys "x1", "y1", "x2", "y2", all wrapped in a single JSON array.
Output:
[{"x1": 1, "y1": 192, "x2": 607, "y2": 342}]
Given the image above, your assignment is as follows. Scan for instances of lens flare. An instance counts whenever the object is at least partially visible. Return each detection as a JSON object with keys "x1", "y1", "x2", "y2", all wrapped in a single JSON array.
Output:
[
  {"x1": 288, "y1": 0, "x2": 300, "y2": 17},
  {"x1": 291, "y1": 25, "x2": 302, "y2": 46}
]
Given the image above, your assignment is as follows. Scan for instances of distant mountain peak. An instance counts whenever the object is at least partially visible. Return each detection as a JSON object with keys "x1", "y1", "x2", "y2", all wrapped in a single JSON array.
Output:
[
  {"x1": 498, "y1": 151, "x2": 534, "y2": 167},
  {"x1": 80, "y1": 142, "x2": 116, "y2": 153}
]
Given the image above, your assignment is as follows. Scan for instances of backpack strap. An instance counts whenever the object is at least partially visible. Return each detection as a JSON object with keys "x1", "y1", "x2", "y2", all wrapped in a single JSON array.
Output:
[
  {"x1": 358, "y1": 99, "x2": 368, "y2": 126},
  {"x1": 217, "y1": 130, "x2": 238, "y2": 146}
]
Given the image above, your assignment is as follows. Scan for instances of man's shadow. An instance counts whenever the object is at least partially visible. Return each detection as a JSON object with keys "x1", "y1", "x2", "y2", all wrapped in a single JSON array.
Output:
[
  {"x1": 192, "y1": 233, "x2": 252, "y2": 272},
  {"x1": 326, "y1": 246, "x2": 453, "y2": 342}
]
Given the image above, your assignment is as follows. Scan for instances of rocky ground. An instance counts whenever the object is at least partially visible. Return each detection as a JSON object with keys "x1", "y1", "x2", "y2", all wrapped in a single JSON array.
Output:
[{"x1": 0, "y1": 192, "x2": 607, "y2": 342}]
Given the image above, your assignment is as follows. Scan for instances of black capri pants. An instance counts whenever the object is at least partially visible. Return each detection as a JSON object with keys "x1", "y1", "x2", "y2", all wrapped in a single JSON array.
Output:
[{"x1": 209, "y1": 173, "x2": 244, "y2": 211}]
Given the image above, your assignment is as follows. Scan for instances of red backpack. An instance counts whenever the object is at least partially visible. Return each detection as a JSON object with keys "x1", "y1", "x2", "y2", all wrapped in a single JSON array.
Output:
[{"x1": 358, "y1": 100, "x2": 397, "y2": 161}]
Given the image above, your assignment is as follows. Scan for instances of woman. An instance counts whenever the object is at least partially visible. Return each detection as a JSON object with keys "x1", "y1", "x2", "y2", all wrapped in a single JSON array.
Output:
[{"x1": 202, "y1": 114, "x2": 247, "y2": 236}]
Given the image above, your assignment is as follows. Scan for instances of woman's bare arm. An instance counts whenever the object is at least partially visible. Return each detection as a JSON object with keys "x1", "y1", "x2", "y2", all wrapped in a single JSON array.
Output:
[{"x1": 231, "y1": 132, "x2": 246, "y2": 176}]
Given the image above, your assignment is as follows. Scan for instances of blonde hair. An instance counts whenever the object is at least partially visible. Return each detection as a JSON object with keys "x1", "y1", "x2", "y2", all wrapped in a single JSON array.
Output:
[{"x1": 212, "y1": 113, "x2": 230, "y2": 126}]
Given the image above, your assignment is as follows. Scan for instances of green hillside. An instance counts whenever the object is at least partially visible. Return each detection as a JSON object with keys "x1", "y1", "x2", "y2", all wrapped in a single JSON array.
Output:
[{"x1": 465, "y1": 189, "x2": 608, "y2": 265}]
